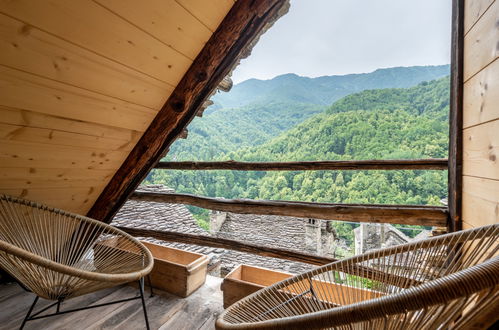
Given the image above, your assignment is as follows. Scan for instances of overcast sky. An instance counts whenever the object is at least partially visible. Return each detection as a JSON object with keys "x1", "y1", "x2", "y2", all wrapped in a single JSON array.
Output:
[{"x1": 231, "y1": 0, "x2": 452, "y2": 84}]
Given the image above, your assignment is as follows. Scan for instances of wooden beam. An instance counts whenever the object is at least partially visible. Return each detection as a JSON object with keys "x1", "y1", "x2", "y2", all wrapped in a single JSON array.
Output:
[
  {"x1": 130, "y1": 192, "x2": 448, "y2": 226},
  {"x1": 115, "y1": 226, "x2": 421, "y2": 288},
  {"x1": 87, "y1": 0, "x2": 289, "y2": 223},
  {"x1": 156, "y1": 159, "x2": 448, "y2": 171},
  {"x1": 448, "y1": 0, "x2": 464, "y2": 232}
]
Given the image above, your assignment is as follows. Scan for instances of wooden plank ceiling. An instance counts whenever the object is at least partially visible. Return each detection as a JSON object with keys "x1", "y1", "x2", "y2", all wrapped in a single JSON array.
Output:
[{"x1": 0, "y1": 0, "x2": 235, "y2": 214}]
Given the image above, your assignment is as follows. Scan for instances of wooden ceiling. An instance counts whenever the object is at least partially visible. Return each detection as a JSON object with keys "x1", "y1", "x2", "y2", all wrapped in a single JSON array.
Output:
[{"x1": 0, "y1": 0, "x2": 235, "y2": 214}]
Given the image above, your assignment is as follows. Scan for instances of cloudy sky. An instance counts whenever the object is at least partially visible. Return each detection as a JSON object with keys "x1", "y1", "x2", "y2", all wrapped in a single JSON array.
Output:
[{"x1": 231, "y1": 0, "x2": 452, "y2": 84}]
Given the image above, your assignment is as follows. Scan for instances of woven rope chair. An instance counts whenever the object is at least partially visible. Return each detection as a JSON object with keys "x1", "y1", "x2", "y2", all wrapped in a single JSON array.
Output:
[
  {"x1": 217, "y1": 224, "x2": 499, "y2": 329},
  {"x1": 0, "y1": 195, "x2": 154, "y2": 329}
]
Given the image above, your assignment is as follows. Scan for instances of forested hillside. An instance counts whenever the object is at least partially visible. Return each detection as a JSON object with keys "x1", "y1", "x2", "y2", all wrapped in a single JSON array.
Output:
[
  {"x1": 150, "y1": 76, "x2": 448, "y2": 199},
  {"x1": 148, "y1": 77, "x2": 450, "y2": 241},
  {"x1": 166, "y1": 65, "x2": 449, "y2": 160}
]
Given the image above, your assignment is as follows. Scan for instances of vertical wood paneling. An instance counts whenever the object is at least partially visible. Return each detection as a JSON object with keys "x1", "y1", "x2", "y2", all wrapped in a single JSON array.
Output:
[
  {"x1": 462, "y1": 176, "x2": 499, "y2": 227},
  {"x1": 463, "y1": 58, "x2": 499, "y2": 128},
  {"x1": 463, "y1": 0, "x2": 499, "y2": 81},
  {"x1": 462, "y1": 0, "x2": 499, "y2": 228},
  {"x1": 463, "y1": 119, "x2": 499, "y2": 180},
  {"x1": 464, "y1": 0, "x2": 495, "y2": 34}
]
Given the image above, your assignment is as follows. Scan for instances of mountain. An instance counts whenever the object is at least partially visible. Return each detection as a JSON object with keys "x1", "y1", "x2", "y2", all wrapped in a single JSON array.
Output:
[
  {"x1": 210, "y1": 64, "x2": 450, "y2": 109},
  {"x1": 152, "y1": 76, "x2": 449, "y2": 204},
  {"x1": 167, "y1": 65, "x2": 449, "y2": 161},
  {"x1": 150, "y1": 76, "x2": 450, "y2": 248}
]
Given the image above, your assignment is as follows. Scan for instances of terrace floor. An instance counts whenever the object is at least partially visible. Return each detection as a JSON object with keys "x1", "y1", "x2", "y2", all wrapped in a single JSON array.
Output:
[{"x1": 0, "y1": 276, "x2": 223, "y2": 330}]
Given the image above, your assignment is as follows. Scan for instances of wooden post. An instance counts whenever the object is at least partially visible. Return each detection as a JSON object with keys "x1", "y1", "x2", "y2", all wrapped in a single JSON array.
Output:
[
  {"x1": 87, "y1": 0, "x2": 289, "y2": 223},
  {"x1": 448, "y1": 0, "x2": 464, "y2": 232}
]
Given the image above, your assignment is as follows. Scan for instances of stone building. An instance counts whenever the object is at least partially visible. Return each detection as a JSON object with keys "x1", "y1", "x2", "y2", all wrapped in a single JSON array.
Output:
[
  {"x1": 112, "y1": 185, "x2": 325, "y2": 276},
  {"x1": 354, "y1": 223, "x2": 430, "y2": 255}
]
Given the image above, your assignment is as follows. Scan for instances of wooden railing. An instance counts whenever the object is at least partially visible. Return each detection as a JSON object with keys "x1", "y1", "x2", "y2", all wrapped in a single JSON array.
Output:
[
  {"x1": 156, "y1": 159, "x2": 448, "y2": 171},
  {"x1": 116, "y1": 226, "x2": 422, "y2": 288},
  {"x1": 131, "y1": 191, "x2": 448, "y2": 226}
]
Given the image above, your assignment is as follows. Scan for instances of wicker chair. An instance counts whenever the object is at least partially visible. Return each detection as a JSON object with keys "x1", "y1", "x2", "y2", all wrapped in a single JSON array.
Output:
[
  {"x1": 217, "y1": 224, "x2": 499, "y2": 329},
  {"x1": 0, "y1": 195, "x2": 154, "y2": 329}
]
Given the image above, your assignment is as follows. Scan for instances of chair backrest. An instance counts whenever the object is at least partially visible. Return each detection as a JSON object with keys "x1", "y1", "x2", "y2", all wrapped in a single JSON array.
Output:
[
  {"x1": 217, "y1": 224, "x2": 499, "y2": 329},
  {"x1": 0, "y1": 195, "x2": 153, "y2": 300}
]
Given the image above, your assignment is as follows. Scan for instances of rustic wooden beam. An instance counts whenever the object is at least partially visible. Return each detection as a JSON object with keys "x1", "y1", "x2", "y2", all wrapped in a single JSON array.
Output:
[
  {"x1": 130, "y1": 192, "x2": 448, "y2": 226},
  {"x1": 156, "y1": 159, "x2": 448, "y2": 171},
  {"x1": 116, "y1": 226, "x2": 421, "y2": 288},
  {"x1": 87, "y1": 0, "x2": 289, "y2": 223},
  {"x1": 448, "y1": 0, "x2": 464, "y2": 232}
]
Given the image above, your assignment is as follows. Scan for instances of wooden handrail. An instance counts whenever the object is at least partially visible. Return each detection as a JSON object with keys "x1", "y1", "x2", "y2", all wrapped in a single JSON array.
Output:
[
  {"x1": 130, "y1": 192, "x2": 448, "y2": 226},
  {"x1": 156, "y1": 159, "x2": 448, "y2": 171},
  {"x1": 116, "y1": 226, "x2": 421, "y2": 288}
]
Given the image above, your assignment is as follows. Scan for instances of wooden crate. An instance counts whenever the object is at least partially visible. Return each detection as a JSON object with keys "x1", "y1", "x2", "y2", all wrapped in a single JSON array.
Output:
[
  {"x1": 142, "y1": 241, "x2": 208, "y2": 298},
  {"x1": 221, "y1": 264, "x2": 385, "y2": 308},
  {"x1": 221, "y1": 265, "x2": 293, "y2": 308}
]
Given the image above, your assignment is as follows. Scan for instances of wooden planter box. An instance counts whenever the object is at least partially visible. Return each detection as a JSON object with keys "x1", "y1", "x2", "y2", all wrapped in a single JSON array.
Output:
[
  {"x1": 221, "y1": 264, "x2": 385, "y2": 308},
  {"x1": 221, "y1": 265, "x2": 293, "y2": 308},
  {"x1": 142, "y1": 241, "x2": 208, "y2": 298}
]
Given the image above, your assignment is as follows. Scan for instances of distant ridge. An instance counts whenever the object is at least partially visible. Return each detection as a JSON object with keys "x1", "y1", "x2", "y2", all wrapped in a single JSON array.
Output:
[{"x1": 211, "y1": 64, "x2": 450, "y2": 109}]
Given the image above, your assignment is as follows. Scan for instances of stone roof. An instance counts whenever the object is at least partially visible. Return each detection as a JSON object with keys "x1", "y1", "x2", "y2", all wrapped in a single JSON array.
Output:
[{"x1": 112, "y1": 185, "x2": 316, "y2": 276}]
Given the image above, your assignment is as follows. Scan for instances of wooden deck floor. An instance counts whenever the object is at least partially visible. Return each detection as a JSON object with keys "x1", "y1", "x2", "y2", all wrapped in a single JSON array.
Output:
[{"x1": 0, "y1": 276, "x2": 223, "y2": 330}]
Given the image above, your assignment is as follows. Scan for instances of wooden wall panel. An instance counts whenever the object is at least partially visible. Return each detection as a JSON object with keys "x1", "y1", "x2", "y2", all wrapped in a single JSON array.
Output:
[
  {"x1": 464, "y1": 0, "x2": 495, "y2": 34},
  {"x1": 463, "y1": 0, "x2": 499, "y2": 81},
  {"x1": 462, "y1": 176, "x2": 499, "y2": 228},
  {"x1": 463, "y1": 57, "x2": 499, "y2": 128},
  {"x1": 0, "y1": 0, "x2": 234, "y2": 213},
  {"x1": 462, "y1": 0, "x2": 499, "y2": 228},
  {"x1": 463, "y1": 119, "x2": 499, "y2": 180}
]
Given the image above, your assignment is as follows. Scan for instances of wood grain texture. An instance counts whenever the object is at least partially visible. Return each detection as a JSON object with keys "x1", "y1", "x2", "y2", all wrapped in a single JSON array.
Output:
[
  {"x1": 0, "y1": 66, "x2": 156, "y2": 131},
  {"x1": 0, "y1": 140, "x2": 128, "y2": 170},
  {"x1": 156, "y1": 159, "x2": 448, "y2": 171},
  {"x1": 88, "y1": 0, "x2": 289, "y2": 222},
  {"x1": 0, "y1": 106, "x2": 140, "y2": 141},
  {"x1": 176, "y1": 0, "x2": 235, "y2": 32},
  {"x1": 95, "y1": 0, "x2": 214, "y2": 60},
  {"x1": 463, "y1": 57, "x2": 499, "y2": 128},
  {"x1": 449, "y1": 0, "x2": 465, "y2": 232},
  {"x1": 0, "y1": 123, "x2": 137, "y2": 151},
  {"x1": 0, "y1": 167, "x2": 115, "y2": 189},
  {"x1": 462, "y1": 176, "x2": 499, "y2": 227},
  {"x1": 463, "y1": 119, "x2": 499, "y2": 180},
  {"x1": 129, "y1": 192, "x2": 448, "y2": 226},
  {"x1": 0, "y1": 0, "x2": 192, "y2": 86},
  {"x1": 463, "y1": 0, "x2": 499, "y2": 81},
  {"x1": 0, "y1": 13, "x2": 171, "y2": 110},
  {"x1": 464, "y1": 0, "x2": 495, "y2": 34},
  {"x1": 2, "y1": 185, "x2": 105, "y2": 214}
]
